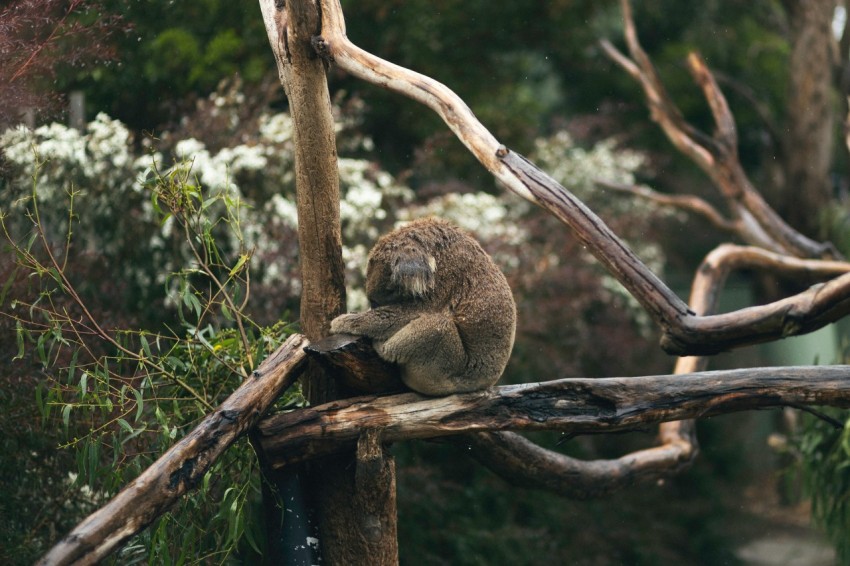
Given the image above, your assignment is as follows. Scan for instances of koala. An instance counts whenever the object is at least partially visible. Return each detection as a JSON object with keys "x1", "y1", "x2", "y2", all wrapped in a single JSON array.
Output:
[{"x1": 330, "y1": 218, "x2": 516, "y2": 396}]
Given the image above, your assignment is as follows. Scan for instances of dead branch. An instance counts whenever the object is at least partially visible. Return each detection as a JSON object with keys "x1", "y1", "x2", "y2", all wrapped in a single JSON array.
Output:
[
  {"x1": 500, "y1": 151, "x2": 850, "y2": 355},
  {"x1": 457, "y1": 430, "x2": 695, "y2": 500},
  {"x1": 256, "y1": 365, "x2": 850, "y2": 469},
  {"x1": 600, "y1": 0, "x2": 840, "y2": 261},
  {"x1": 314, "y1": 0, "x2": 850, "y2": 357},
  {"x1": 38, "y1": 334, "x2": 309, "y2": 566},
  {"x1": 595, "y1": 178, "x2": 738, "y2": 234}
]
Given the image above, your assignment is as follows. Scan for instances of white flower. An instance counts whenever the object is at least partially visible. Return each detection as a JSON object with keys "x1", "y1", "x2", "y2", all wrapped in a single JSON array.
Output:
[
  {"x1": 266, "y1": 194, "x2": 299, "y2": 229},
  {"x1": 259, "y1": 113, "x2": 294, "y2": 144}
]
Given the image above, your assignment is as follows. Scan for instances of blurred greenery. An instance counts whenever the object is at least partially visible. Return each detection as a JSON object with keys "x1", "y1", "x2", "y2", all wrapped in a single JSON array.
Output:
[
  {"x1": 61, "y1": 0, "x2": 792, "y2": 182},
  {"x1": 795, "y1": 408, "x2": 850, "y2": 565}
]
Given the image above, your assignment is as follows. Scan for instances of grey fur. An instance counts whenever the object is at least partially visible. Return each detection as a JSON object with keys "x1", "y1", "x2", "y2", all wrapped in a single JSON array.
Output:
[{"x1": 330, "y1": 218, "x2": 517, "y2": 396}]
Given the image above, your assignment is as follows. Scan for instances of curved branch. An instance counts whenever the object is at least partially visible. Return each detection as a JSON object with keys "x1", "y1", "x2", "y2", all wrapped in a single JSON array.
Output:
[
  {"x1": 459, "y1": 430, "x2": 695, "y2": 500},
  {"x1": 603, "y1": 0, "x2": 839, "y2": 261},
  {"x1": 316, "y1": 0, "x2": 850, "y2": 356},
  {"x1": 464, "y1": 244, "x2": 850, "y2": 495},
  {"x1": 670, "y1": 269, "x2": 850, "y2": 354}
]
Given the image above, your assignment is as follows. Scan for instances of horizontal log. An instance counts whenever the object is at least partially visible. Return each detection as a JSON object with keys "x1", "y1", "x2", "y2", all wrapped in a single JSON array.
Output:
[{"x1": 257, "y1": 365, "x2": 850, "y2": 468}]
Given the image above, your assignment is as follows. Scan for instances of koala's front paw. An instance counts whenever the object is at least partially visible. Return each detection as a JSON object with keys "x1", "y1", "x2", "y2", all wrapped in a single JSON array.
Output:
[
  {"x1": 374, "y1": 339, "x2": 400, "y2": 363},
  {"x1": 330, "y1": 313, "x2": 362, "y2": 335}
]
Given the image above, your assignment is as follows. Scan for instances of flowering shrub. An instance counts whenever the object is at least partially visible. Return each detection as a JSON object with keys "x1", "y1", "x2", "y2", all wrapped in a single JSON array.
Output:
[{"x1": 531, "y1": 130, "x2": 669, "y2": 336}]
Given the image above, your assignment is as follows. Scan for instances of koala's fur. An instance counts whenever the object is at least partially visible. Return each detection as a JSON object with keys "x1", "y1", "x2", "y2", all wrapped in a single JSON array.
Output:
[{"x1": 330, "y1": 218, "x2": 516, "y2": 396}]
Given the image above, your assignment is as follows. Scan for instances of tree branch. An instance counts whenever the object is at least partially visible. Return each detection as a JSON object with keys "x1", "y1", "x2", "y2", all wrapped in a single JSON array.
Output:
[
  {"x1": 314, "y1": 0, "x2": 850, "y2": 357},
  {"x1": 37, "y1": 334, "x2": 309, "y2": 566},
  {"x1": 595, "y1": 178, "x2": 738, "y2": 234},
  {"x1": 457, "y1": 430, "x2": 695, "y2": 500},
  {"x1": 395, "y1": 245, "x2": 850, "y2": 496},
  {"x1": 602, "y1": 0, "x2": 840, "y2": 261},
  {"x1": 256, "y1": 366, "x2": 850, "y2": 469}
]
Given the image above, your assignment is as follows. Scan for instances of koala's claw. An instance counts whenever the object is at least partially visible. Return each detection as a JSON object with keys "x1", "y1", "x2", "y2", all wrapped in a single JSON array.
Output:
[{"x1": 330, "y1": 313, "x2": 358, "y2": 335}]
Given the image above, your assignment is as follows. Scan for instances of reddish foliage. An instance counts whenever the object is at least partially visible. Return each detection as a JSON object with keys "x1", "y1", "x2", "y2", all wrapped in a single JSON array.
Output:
[{"x1": 0, "y1": 0, "x2": 123, "y2": 128}]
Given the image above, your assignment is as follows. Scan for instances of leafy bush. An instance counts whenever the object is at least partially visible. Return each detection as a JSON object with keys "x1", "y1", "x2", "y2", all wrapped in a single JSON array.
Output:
[{"x1": 795, "y1": 409, "x2": 850, "y2": 564}]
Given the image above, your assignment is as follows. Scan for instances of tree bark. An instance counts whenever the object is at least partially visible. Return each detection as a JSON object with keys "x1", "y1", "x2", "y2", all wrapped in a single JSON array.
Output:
[
  {"x1": 258, "y1": 1, "x2": 398, "y2": 563},
  {"x1": 781, "y1": 0, "x2": 836, "y2": 237}
]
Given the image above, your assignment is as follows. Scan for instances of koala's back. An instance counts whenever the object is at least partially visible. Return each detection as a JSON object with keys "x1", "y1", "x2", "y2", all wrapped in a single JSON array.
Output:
[{"x1": 368, "y1": 218, "x2": 516, "y2": 392}]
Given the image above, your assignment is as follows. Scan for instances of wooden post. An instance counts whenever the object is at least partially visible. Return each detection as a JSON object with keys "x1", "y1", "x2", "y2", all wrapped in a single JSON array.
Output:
[{"x1": 257, "y1": 0, "x2": 398, "y2": 562}]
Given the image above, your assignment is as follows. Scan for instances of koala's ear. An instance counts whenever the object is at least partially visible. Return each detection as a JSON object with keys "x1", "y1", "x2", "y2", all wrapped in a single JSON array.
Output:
[{"x1": 391, "y1": 250, "x2": 436, "y2": 297}]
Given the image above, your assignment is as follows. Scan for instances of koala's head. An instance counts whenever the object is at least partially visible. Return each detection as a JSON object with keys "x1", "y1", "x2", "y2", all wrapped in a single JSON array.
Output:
[
  {"x1": 365, "y1": 221, "x2": 445, "y2": 307},
  {"x1": 366, "y1": 242, "x2": 436, "y2": 306}
]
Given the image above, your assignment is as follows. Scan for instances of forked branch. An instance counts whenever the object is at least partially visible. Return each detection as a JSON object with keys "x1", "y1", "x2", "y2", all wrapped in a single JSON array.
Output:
[
  {"x1": 600, "y1": 0, "x2": 840, "y2": 261},
  {"x1": 315, "y1": 0, "x2": 850, "y2": 356}
]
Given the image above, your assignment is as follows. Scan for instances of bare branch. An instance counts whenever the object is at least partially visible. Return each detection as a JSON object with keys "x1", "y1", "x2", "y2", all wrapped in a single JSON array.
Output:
[
  {"x1": 256, "y1": 366, "x2": 850, "y2": 469},
  {"x1": 603, "y1": 0, "x2": 839, "y2": 261},
  {"x1": 38, "y1": 334, "x2": 309, "y2": 566},
  {"x1": 687, "y1": 52, "x2": 738, "y2": 149},
  {"x1": 315, "y1": 0, "x2": 850, "y2": 356},
  {"x1": 501, "y1": 151, "x2": 850, "y2": 355},
  {"x1": 596, "y1": 178, "x2": 738, "y2": 233},
  {"x1": 457, "y1": 243, "x2": 850, "y2": 494},
  {"x1": 458, "y1": 430, "x2": 695, "y2": 500}
]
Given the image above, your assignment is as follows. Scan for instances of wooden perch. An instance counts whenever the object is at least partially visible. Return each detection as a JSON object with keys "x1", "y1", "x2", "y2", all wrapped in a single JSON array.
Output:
[
  {"x1": 38, "y1": 334, "x2": 309, "y2": 566},
  {"x1": 306, "y1": 333, "x2": 405, "y2": 393},
  {"x1": 256, "y1": 365, "x2": 850, "y2": 469}
]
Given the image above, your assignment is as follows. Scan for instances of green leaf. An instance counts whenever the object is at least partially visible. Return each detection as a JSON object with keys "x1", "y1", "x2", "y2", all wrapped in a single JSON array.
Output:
[
  {"x1": 201, "y1": 196, "x2": 218, "y2": 211},
  {"x1": 183, "y1": 291, "x2": 202, "y2": 319},
  {"x1": 14, "y1": 320, "x2": 24, "y2": 360},
  {"x1": 62, "y1": 404, "x2": 72, "y2": 431},
  {"x1": 221, "y1": 302, "x2": 233, "y2": 321},
  {"x1": 140, "y1": 334, "x2": 153, "y2": 359},
  {"x1": 134, "y1": 387, "x2": 145, "y2": 422},
  {"x1": 25, "y1": 231, "x2": 38, "y2": 254},
  {"x1": 122, "y1": 423, "x2": 146, "y2": 445},
  {"x1": 36, "y1": 333, "x2": 47, "y2": 366},
  {"x1": 117, "y1": 418, "x2": 134, "y2": 434},
  {"x1": 229, "y1": 253, "x2": 249, "y2": 277}
]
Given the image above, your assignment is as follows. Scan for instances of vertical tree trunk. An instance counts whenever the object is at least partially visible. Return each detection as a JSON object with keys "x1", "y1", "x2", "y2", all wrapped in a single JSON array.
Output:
[
  {"x1": 780, "y1": 0, "x2": 836, "y2": 237},
  {"x1": 257, "y1": 0, "x2": 398, "y2": 563}
]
